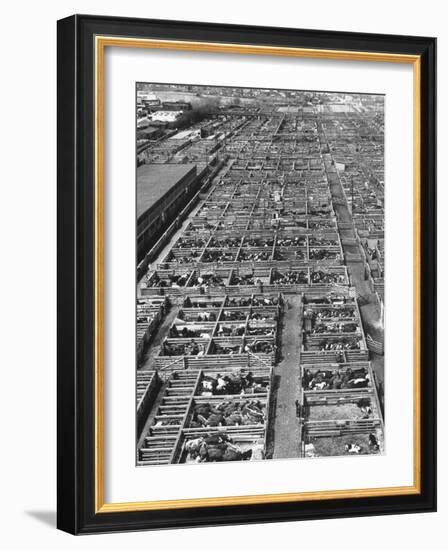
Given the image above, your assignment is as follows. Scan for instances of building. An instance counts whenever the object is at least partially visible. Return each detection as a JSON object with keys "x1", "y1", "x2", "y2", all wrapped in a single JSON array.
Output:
[
  {"x1": 150, "y1": 111, "x2": 184, "y2": 124},
  {"x1": 137, "y1": 126, "x2": 162, "y2": 141},
  {"x1": 137, "y1": 117, "x2": 149, "y2": 128},
  {"x1": 137, "y1": 164, "x2": 198, "y2": 261},
  {"x1": 161, "y1": 100, "x2": 192, "y2": 111},
  {"x1": 137, "y1": 91, "x2": 161, "y2": 108}
]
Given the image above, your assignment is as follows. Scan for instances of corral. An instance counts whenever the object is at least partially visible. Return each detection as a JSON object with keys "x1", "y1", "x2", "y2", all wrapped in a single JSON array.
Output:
[
  {"x1": 299, "y1": 361, "x2": 384, "y2": 457},
  {"x1": 137, "y1": 367, "x2": 273, "y2": 465}
]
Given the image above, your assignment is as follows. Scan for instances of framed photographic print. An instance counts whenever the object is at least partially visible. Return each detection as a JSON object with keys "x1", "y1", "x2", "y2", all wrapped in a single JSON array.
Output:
[{"x1": 57, "y1": 14, "x2": 436, "y2": 534}]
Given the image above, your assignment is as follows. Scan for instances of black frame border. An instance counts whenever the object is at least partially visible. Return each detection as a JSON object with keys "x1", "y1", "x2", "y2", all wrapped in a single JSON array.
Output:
[{"x1": 57, "y1": 14, "x2": 436, "y2": 534}]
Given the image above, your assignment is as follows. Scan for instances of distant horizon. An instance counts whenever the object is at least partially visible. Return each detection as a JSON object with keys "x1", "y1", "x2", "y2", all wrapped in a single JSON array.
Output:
[{"x1": 136, "y1": 81, "x2": 385, "y2": 98}]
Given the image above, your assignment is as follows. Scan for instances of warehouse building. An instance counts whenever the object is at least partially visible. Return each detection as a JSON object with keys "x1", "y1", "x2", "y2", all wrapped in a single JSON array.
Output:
[{"x1": 137, "y1": 164, "x2": 198, "y2": 261}]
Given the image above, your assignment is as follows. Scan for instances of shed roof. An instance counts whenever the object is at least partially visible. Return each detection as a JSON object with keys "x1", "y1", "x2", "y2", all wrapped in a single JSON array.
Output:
[{"x1": 137, "y1": 163, "x2": 196, "y2": 219}]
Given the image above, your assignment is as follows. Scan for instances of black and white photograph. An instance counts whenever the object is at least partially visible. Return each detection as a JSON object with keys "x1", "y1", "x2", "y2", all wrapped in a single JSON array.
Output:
[
  {"x1": 136, "y1": 83, "x2": 385, "y2": 466},
  {"x1": 0, "y1": 0, "x2": 440, "y2": 542}
]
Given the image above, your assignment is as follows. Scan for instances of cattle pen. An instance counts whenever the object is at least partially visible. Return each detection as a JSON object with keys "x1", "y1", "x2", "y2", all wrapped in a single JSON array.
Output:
[{"x1": 135, "y1": 85, "x2": 385, "y2": 465}]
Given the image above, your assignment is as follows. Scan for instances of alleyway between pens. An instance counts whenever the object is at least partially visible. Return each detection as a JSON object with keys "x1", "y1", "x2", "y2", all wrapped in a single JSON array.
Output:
[{"x1": 271, "y1": 295, "x2": 303, "y2": 459}]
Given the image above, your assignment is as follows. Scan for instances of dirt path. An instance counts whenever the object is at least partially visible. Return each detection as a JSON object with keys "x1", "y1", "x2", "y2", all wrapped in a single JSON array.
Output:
[
  {"x1": 271, "y1": 295, "x2": 303, "y2": 459},
  {"x1": 319, "y1": 137, "x2": 385, "y2": 396}
]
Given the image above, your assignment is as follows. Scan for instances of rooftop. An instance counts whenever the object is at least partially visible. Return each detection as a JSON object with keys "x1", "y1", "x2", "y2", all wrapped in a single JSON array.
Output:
[{"x1": 137, "y1": 163, "x2": 196, "y2": 219}]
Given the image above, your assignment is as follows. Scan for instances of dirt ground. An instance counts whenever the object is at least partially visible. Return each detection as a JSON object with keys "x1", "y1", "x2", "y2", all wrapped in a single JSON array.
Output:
[
  {"x1": 308, "y1": 433, "x2": 381, "y2": 457},
  {"x1": 271, "y1": 295, "x2": 303, "y2": 459},
  {"x1": 308, "y1": 402, "x2": 364, "y2": 421}
]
